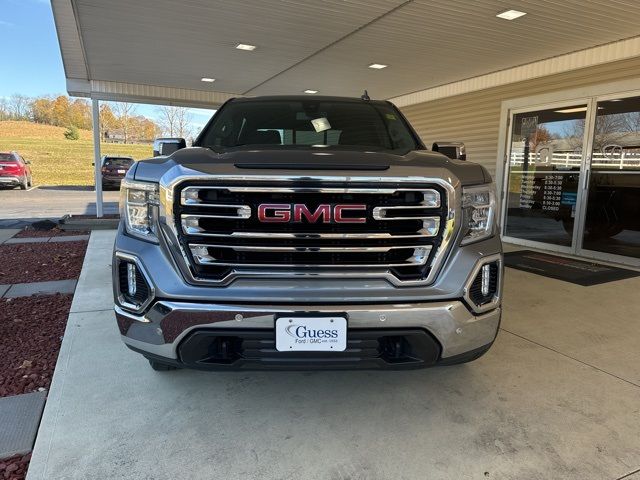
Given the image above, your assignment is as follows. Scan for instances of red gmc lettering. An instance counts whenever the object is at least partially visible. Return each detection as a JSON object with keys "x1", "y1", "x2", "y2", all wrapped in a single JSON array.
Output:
[
  {"x1": 293, "y1": 204, "x2": 331, "y2": 223},
  {"x1": 334, "y1": 204, "x2": 366, "y2": 223},
  {"x1": 257, "y1": 204, "x2": 367, "y2": 223},
  {"x1": 258, "y1": 204, "x2": 291, "y2": 222}
]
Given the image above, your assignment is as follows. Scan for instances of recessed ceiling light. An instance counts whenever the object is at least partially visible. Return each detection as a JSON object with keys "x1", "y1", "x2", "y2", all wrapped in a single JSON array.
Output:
[
  {"x1": 200, "y1": 77, "x2": 215, "y2": 82},
  {"x1": 496, "y1": 9, "x2": 527, "y2": 20},
  {"x1": 236, "y1": 43, "x2": 256, "y2": 51},
  {"x1": 368, "y1": 63, "x2": 388, "y2": 69},
  {"x1": 304, "y1": 89, "x2": 318, "y2": 94}
]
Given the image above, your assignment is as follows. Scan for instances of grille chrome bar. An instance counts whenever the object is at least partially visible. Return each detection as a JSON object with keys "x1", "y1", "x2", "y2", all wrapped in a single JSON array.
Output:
[
  {"x1": 180, "y1": 228, "x2": 438, "y2": 239},
  {"x1": 189, "y1": 244, "x2": 432, "y2": 267},
  {"x1": 189, "y1": 243, "x2": 429, "y2": 253},
  {"x1": 181, "y1": 215, "x2": 440, "y2": 238},
  {"x1": 181, "y1": 207, "x2": 251, "y2": 218},
  {"x1": 164, "y1": 176, "x2": 456, "y2": 287},
  {"x1": 181, "y1": 185, "x2": 430, "y2": 196}
]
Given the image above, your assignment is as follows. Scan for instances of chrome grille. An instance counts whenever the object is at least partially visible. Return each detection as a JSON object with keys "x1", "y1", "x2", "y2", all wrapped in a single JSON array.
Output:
[{"x1": 172, "y1": 181, "x2": 453, "y2": 285}]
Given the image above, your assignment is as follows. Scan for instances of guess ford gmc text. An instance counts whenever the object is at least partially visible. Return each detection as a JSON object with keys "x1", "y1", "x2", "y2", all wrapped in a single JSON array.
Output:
[{"x1": 112, "y1": 96, "x2": 503, "y2": 371}]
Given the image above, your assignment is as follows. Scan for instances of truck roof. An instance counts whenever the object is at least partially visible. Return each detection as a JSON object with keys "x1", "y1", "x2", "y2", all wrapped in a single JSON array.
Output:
[{"x1": 229, "y1": 95, "x2": 390, "y2": 106}]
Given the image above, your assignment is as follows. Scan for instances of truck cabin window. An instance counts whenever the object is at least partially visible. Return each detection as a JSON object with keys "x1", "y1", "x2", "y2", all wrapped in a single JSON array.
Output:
[{"x1": 196, "y1": 100, "x2": 420, "y2": 154}]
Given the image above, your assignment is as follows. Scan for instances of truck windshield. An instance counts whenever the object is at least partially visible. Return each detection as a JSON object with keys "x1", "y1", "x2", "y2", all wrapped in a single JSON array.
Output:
[{"x1": 196, "y1": 100, "x2": 420, "y2": 153}]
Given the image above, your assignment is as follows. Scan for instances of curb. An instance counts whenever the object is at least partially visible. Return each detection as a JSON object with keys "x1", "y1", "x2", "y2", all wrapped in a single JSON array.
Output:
[{"x1": 58, "y1": 215, "x2": 119, "y2": 231}]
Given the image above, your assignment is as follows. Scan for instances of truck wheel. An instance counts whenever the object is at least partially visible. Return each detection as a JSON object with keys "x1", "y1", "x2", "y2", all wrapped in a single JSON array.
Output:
[{"x1": 148, "y1": 359, "x2": 179, "y2": 371}]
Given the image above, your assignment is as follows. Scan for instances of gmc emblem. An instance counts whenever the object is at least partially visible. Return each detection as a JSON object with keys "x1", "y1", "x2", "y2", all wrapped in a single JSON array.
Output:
[{"x1": 257, "y1": 204, "x2": 367, "y2": 223}]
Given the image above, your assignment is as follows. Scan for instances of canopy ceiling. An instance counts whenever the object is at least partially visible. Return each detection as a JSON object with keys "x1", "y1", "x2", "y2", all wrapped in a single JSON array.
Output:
[{"x1": 52, "y1": 0, "x2": 640, "y2": 107}]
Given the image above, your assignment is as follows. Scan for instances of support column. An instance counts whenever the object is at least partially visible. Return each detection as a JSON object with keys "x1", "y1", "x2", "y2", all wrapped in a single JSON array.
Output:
[{"x1": 91, "y1": 98, "x2": 103, "y2": 218}]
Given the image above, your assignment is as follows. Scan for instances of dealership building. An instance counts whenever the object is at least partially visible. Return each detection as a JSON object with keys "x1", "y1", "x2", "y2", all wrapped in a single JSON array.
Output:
[{"x1": 52, "y1": 0, "x2": 640, "y2": 265}]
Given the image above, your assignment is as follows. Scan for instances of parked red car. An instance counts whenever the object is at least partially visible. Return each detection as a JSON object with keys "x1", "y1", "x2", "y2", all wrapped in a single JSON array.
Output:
[{"x1": 0, "y1": 151, "x2": 33, "y2": 189}]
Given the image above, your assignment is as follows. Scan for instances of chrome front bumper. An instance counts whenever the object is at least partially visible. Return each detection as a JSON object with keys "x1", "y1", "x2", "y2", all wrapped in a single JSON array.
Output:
[{"x1": 116, "y1": 299, "x2": 501, "y2": 363}]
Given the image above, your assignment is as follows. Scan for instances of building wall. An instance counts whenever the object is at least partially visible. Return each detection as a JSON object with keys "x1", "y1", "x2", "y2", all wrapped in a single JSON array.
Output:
[{"x1": 399, "y1": 56, "x2": 640, "y2": 180}]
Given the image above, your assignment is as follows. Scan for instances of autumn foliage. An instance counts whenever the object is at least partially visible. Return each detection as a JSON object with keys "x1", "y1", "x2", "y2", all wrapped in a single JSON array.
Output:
[{"x1": 1, "y1": 94, "x2": 161, "y2": 143}]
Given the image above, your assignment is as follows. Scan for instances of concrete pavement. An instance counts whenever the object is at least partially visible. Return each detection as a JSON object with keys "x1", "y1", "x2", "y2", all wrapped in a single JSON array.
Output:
[
  {"x1": 0, "y1": 187, "x2": 119, "y2": 225},
  {"x1": 27, "y1": 232, "x2": 640, "y2": 479}
]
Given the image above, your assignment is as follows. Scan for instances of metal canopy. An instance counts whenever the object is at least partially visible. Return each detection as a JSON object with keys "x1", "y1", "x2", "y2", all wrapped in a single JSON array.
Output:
[{"x1": 53, "y1": 0, "x2": 640, "y2": 107}]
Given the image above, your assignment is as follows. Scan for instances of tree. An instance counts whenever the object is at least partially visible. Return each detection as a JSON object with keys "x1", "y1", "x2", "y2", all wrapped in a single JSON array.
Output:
[
  {"x1": 112, "y1": 102, "x2": 137, "y2": 143},
  {"x1": 68, "y1": 98, "x2": 91, "y2": 130},
  {"x1": 31, "y1": 96, "x2": 55, "y2": 124},
  {"x1": 156, "y1": 105, "x2": 192, "y2": 138},
  {"x1": 7, "y1": 94, "x2": 31, "y2": 120},
  {"x1": 530, "y1": 126, "x2": 553, "y2": 153},
  {"x1": 0, "y1": 97, "x2": 10, "y2": 121},
  {"x1": 99, "y1": 104, "x2": 117, "y2": 140},
  {"x1": 64, "y1": 125, "x2": 80, "y2": 140}
]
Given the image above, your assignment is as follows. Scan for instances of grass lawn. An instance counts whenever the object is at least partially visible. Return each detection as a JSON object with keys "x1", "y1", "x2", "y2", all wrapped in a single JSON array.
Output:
[{"x1": 0, "y1": 121, "x2": 153, "y2": 186}]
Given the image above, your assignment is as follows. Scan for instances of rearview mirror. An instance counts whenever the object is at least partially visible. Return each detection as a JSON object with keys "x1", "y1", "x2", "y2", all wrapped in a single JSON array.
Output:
[
  {"x1": 432, "y1": 142, "x2": 466, "y2": 161},
  {"x1": 25, "y1": 160, "x2": 31, "y2": 165},
  {"x1": 153, "y1": 137, "x2": 187, "y2": 157}
]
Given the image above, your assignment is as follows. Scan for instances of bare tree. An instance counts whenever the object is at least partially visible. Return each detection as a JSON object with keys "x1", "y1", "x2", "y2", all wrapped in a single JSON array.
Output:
[
  {"x1": 156, "y1": 105, "x2": 193, "y2": 138},
  {"x1": 112, "y1": 102, "x2": 137, "y2": 143},
  {"x1": 0, "y1": 97, "x2": 10, "y2": 121},
  {"x1": 7, "y1": 94, "x2": 32, "y2": 120}
]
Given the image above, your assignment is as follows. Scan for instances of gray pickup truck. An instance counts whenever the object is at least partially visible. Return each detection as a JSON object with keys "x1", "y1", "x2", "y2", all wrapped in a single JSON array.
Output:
[{"x1": 112, "y1": 95, "x2": 502, "y2": 371}]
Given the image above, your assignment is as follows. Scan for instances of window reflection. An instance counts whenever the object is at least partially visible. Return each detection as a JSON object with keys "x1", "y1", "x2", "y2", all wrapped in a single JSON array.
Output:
[
  {"x1": 504, "y1": 106, "x2": 586, "y2": 246},
  {"x1": 583, "y1": 97, "x2": 640, "y2": 258}
]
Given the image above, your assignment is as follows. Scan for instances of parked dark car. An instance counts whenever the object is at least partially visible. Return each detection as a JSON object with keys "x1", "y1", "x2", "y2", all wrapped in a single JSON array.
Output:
[
  {"x1": 0, "y1": 151, "x2": 32, "y2": 189},
  {"x1": 101, "y1": 156, "x2": 135, "y2": 190}
]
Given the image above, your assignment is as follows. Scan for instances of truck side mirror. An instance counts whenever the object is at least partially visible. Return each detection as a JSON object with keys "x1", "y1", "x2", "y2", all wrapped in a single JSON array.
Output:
[
  {"x1": 153, "y1": 138, "x2": 187, "y2": 157},
  {"x1": 432, "y1": 142, "x2": 466, "y2": 161}
]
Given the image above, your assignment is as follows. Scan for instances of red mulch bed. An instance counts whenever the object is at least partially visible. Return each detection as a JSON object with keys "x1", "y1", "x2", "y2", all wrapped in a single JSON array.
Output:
[
  {"x1": 0, "y1": 241, "x2": 87, "y2": 285},
  {"x1": 0, "y1": 294, "x2": 72, "y2": 398},
  {"x1": 14, "y1": 227, "x2": 89, "y2": 238},
  {"x1": 0, "y1": 453, "x2": 31, "y2": 480}
]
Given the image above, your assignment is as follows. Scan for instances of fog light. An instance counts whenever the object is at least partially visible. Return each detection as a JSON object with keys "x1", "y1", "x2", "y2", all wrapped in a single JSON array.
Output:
[
  {"x1": 481, "y1": 264, "x2": 491, "y2": 296},
  {"x1": 127, "y1": 263, "x2": 137, "y2": 296},
  {"x1": 117, "y1": 256, "x2": 153, "y2": 312},
  {"x1": 466, "y1": 259, "x2": 500, "y2": 310}
]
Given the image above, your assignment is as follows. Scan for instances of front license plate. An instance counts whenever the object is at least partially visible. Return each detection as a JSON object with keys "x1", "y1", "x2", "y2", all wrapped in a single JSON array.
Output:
[{"x1": 275, "y1": 317, "x2": 347, "y2": 352}]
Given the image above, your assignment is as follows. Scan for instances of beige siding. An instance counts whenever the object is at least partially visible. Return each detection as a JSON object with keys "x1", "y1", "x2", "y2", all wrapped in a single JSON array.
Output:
[{"x1": 400, "y1": 57, "x2": 640, "y2": 180}]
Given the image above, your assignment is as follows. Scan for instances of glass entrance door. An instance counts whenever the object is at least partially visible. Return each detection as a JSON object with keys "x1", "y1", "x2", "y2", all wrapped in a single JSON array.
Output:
[
  {"x1": 579, "y1": 95, "x2": 640, "y2": 261},
  {"x1": 502, "y1": 104, "x2": 589, "y2": 250}
]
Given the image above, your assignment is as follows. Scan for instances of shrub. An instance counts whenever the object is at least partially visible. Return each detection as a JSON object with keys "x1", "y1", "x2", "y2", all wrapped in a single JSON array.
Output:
[{"x1": 63, "y1": 125, "x2": 80, "y2": 140}]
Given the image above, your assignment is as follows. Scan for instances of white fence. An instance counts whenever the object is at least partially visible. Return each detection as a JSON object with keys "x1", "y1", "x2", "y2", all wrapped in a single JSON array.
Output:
[{"x1": 510, "y1": 151, "x2": 640, "y2": 169}]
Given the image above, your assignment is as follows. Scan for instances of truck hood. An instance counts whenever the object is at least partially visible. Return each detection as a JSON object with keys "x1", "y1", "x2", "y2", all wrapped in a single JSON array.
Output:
[{"x1": 134, "y1": 147, "x2": 491, "y2": 186}]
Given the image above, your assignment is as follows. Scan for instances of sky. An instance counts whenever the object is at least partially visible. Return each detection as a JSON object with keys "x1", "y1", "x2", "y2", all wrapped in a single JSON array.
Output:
[{"x1": 0, "y1": 0, "x2": 215, "y2": 131}]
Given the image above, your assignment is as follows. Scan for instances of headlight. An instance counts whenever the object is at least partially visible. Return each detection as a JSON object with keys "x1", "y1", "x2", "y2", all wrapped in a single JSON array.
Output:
[
  {"x1": 120, "y1": 179, "x2": 159, "y2": 242},
  {"x1": 461, "y1": 184, "x2": 496, "y2": 245}
]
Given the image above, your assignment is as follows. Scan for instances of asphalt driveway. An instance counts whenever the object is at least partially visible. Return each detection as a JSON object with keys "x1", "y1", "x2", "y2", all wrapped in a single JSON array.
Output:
[{"x1": 0, "y1": 186, "x2": 120, "y2": 227}]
